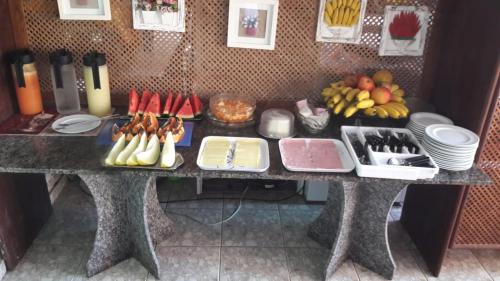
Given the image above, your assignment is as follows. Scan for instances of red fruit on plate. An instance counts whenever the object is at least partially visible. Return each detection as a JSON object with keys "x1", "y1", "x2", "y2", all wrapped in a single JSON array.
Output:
[
  {"x1": 190, "y1": 93, "x2": 203, "y2": 117},
  {"x1": 163, "y1": 90, "x2": 174, "y2": 116},
  {"x1": 138, "y1": 90, "x2": 152, "y2": 115},
  {"x1": 358, "y1": 76, "x2": 375, "y2": 91},
  {"x1": 145, "y1": 92, "x2": 162, "y2": 117},
  {"x1": 170, "y1": 93, "x2": 184, "y2": 116},
  {"x1": 128, "y1": 88, "x2": 140, "y2": 116},
  {"x1": 176, "y1": 98, "x2": 195, "y2": 119}
]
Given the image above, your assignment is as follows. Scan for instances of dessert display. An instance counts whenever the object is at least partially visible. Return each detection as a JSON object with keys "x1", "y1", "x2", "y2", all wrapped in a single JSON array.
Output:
[
  {"x1": 279, "y1": 138, "x2": 354, "y2": 172},
  {"x1": 296, "y1": 99, "x2": 330, "y2": 134},
  {"x1": 209, "y1": 94, "x2": 256, "y2": 123},
  {"x1": 322, "y1": 70, "x2": 410, "y2": 119},
  {"x1": 197, "y1": 136, "x2": 269, "y2": 172},
  {"x1": 105, "y1": 130, "x2": 181, "y2": 169},
  {"x1": 128, "y1": 89, "x2": 203, "y2": 119},
  {"x1": 111, "y1": 113, "x2": 185, "y2": 144},
  {"x1": 257, "y1": 109, "x2": 295, "y2": 139}
]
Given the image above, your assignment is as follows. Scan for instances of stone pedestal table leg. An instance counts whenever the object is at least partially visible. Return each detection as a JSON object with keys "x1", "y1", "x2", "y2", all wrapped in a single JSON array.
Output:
[
  {"x1": 308, "y1": 181, "x2": 359, "y2": 279},
  {"x1": 79, "y1": 174, "x2": 174, "y2": 279},
  {"x1": 349, "y1": 181, "x2": 409, "y2": 280},
  {"x1": 308, "y1": 180, "x2": 408, "y2": 280}
]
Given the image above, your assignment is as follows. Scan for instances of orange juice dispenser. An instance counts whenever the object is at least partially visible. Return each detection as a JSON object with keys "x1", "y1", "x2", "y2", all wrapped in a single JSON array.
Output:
[{"x1": 9, "y1": 49, "x2": 44, "y2": 115}]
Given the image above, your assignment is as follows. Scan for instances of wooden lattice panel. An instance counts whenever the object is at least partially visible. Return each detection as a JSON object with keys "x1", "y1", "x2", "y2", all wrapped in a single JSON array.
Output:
[
  {"x1": 22, "y1": 0, "x2": 438, "y2": 102},
  {"x1": 454, "y1": 98, "x2": 500, "y2": 247}
]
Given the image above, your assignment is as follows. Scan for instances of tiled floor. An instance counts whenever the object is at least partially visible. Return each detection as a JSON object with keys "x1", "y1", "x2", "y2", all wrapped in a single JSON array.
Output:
[{"x1": 3, "y1": 177, "x2": 500, "y2": 281}]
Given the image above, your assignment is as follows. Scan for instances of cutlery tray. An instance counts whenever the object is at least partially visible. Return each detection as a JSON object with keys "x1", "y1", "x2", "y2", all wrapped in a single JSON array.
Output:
[{"x1": 341, "y1": 126, "x2": 439, "y2": 180}]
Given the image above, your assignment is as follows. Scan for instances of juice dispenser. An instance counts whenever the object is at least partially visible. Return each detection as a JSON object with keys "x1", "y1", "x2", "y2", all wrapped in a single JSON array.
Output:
[
  {"x1": 9, "y1": 49, "x2": 43, "y2": 115},
  {"x1": 83, "y1": 51, "x2": 111, "y2": 117},
  {"x1": 49, "y1": 49, "x2": 81, "y2": 114}
]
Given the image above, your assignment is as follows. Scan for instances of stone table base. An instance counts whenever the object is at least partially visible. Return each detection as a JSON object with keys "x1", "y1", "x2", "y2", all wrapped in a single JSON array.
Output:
[
  {"x1": 79, "y1": 174, "x2": 174, "y2": 279},
  {"x1": 309, "y1": 180, "x2": 408, "y2": 280}
]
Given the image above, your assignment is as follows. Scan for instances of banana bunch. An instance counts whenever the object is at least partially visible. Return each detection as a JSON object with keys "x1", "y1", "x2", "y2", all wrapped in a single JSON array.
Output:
[
  {"x1": 322, "y1": 81, "x2": 410, "y2": 119},
  {"x1": 324, "y1": 0, "x2": 361, "y2": 27}
]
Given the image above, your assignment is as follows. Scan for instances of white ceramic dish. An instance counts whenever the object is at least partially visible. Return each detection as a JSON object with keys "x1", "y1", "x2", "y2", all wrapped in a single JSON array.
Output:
[
  {"x1": 410, "y1": 112, "x2": 453, "y2": 127},
  {"x1": 196, "y1": 136, "x2": 270, "y2": 172},
  {"x1": 52, "y1": 114, "x2": 101, "y2": 134},
  {"x1": 425, "y1": 124, "x2": 479, "y2": 148},
  {"x1": 278, "y1": 138, "x2": 355, "y2": 173}
]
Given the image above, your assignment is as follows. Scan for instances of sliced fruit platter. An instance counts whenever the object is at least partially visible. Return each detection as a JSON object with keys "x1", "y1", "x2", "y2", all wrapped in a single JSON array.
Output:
[
  {"x1": 322, "y1": 70, "x2": 410, "y2": 119},
  {"x1": 128, "y1": 89, "x2": 203, "y2": 120},
  {"x1": 104, "y1": 129, "x2": 183, "y2": 170}
]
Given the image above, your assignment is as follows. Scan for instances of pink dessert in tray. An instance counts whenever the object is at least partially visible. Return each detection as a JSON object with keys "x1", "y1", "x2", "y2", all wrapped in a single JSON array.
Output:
[{"x1": 280, "y1": 139, "x2": 343, "y2": 170}]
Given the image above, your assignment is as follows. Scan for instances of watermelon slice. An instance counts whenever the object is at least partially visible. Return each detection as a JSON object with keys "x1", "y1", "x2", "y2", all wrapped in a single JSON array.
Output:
[
  {"x1": 163, "y1": 90, "x2": 174, "y2": 116},
  {"x1": 170, "y1": 93, "x2": 184, "y2": 116},
  {"x1": 128, "y1": 89, "x2": 140, "y2": 116},
  {"x1": 145, "y1": 92, "x2": 162, "y2": 117},
  {"x1": 176, "y1": 98, "x2": 195, "y2": 119},
  {"x1": 138, "y1": 90, "x2": 152, "y2": 115},
  {"x1": 190, "y1": 94, "x2": 203, "y2": 117}
]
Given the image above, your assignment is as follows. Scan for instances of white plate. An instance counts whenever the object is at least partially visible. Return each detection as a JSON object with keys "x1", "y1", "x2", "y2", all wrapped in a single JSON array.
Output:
[
  {"x1": 278, "y1": 138, "x2": 355, "y2": 173},
  {"x1": 425, "y1": 124, "x2": 479, "y2": 148},
  {"x1": 410, "y1": 112, "x2": 453, "y2": 127},
  {"x1": 196, "y1": 136, "x2": 270, "y2": 173},
  {"x1": 423, "y1": 135, "x2": 478, "y2": 151},
  {"x1": 52, "y1": 114, "x2": 101, "y2": 134}
]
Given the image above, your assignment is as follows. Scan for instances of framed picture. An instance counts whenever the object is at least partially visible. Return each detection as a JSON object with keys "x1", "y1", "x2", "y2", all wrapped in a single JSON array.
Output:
[
  {"x1": 379, "y1": 6, "x2": 429, "y2": 56},
  {"x1": 315, "y1": 0, "x2": 367, "y2": 44},
  {"x1": 57, "y1": 0, "x2": 111, "y2": 20},
  {"x1": 132, "y1": 0, "x2": 185, "y2": 32},
  {"x1": 227, "y1": 0, "x2": 279, "y2": 50}
]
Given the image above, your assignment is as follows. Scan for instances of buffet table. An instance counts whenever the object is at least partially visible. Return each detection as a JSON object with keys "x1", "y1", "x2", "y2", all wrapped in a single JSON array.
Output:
[{"x1": 0, "y1": 118, "x2": 490, "y2": 280}]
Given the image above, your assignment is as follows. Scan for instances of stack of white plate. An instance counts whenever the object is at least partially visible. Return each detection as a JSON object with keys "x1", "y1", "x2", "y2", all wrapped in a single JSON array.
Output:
[
  {"x1": 406, "y1": 112, "x2": 453, "y2": 141},
  {"x1": 422, "y1": 124, "x2": 479, "y2": 171}
]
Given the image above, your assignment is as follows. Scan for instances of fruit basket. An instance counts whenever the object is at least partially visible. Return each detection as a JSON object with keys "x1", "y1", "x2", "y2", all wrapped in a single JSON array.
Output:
[
  {"x1": 341, "y1": 125, "x2": 439, "y2": 180},
  {"x1": 322, "y1": 70, "x2": 410, "y2": 119}
]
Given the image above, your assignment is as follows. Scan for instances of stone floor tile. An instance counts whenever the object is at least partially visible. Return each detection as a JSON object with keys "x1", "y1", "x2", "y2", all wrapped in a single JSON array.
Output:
[
  {"x1": 472, "y1": 250, "x2": 500, "y2": 281},
  {"x1": 34, "y1": 206, "x2": 97, "y2": 247},
  {"x1": 149, "y1": 246, "x2": 220, "y2": 281},
  {"x1": 220, "y1": 247, "x2": 289, "y2": 281},
  {"x1": 3, "y1": 244, "x2": 87, "y2": 281},
  {"x1": 222, "y1": 208, "x2": 283, "y2": 247},
  {"x1": 416, "y1": 249, "x2": 493, "y2": 281},
  {"x1": 280, "y1": 209, "x2": 323, "y2": 248},
  {"x1": 355, "y1": 248, "x2": 426, "y2": 281},
  {"x1": 160, "y1": 208, "x2": 222, "y2": 246},
  {"x1": 286, "y1": 247, "x2": 359, "y2": 281},
  {"x1": 74, "y1": 258, "x2": 148, "y2": 281}
]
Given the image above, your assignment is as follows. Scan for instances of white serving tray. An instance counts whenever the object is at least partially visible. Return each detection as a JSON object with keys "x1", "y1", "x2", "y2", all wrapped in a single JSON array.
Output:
[
  {"x1": 341, "y1": 126, "x2": 440, "y2": 180},
  {"x1": 278, "y1": 138, "x2": 355, "y2": 173},
  {"x1": 196, "y1": 136, "x2": 270, "y2": 173}
]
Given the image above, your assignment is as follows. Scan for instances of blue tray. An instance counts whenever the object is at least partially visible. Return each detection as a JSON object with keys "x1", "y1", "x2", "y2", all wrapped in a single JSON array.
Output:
[{"x1": 96, "y1": 119, "x2": 194, "y2": 147}]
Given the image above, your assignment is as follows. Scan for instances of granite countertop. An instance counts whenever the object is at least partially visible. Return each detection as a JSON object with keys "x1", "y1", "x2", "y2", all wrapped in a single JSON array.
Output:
[{"x1": 0, "y1": 109, "x2": 491, "y2": 186}]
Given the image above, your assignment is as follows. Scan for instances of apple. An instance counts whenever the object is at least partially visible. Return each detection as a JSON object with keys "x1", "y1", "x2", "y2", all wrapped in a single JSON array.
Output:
[
  {"x1": 372, "y1": 70, "x2": 393, "y2": 85},
  {"x1": 343, "y1": 74, "x2": 358, "y2": 88},
  {"x1": 358, "y1": 76, "x2": 375, "y2": 91},
  {"x1": 370, "y1": 87, "x2": 392, "y2": 105}
]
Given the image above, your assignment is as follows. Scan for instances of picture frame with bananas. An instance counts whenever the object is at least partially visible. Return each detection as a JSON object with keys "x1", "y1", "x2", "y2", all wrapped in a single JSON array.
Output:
[{"x1": 315, "y1": 0, "x2": 367, "y2": 44}]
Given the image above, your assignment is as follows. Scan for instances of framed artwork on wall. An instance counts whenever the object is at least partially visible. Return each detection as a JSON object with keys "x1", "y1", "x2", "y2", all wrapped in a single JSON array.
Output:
[
  {"x1": 379, "y1": 6, "x2": 429, "y2": 56},
  {"x1": 57, "y1": 0, "x2": 111, "y2": 20},
  {"x1": 315, "y1": 0, "x2": 367, "y2": 44},
  {"x1": 132, "y1": 0, "x2": 186, "y2": 32},
  {"x1": 227, "y1": 0, "x2": 279, "y2": 50}
]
